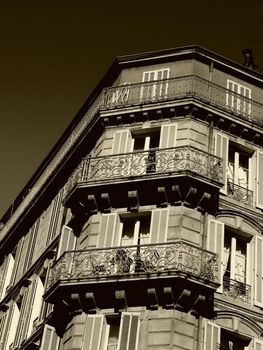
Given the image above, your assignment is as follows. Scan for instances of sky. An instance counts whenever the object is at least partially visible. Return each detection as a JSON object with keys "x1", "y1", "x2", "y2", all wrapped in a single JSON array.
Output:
[{"x1": 0, "y1": 0, "x2": 263, "y2": 218}]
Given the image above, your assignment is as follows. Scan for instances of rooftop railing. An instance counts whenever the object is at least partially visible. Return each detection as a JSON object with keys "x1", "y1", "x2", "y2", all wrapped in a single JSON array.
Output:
[
  {"x1": 47, "y1": 240, "x2": 219, "y2": 290},
  {"x1": 100, "y1": 75, "x2": 263, "y2": 126},
  {"x1": 64, "y1": 146, "x2": 223, "y2": 200}
]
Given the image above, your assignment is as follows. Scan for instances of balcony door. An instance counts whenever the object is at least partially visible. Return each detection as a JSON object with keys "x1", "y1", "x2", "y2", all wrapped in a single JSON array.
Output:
[{"x1": 226, "y1": 79, "x2": 251, "y2": 117}]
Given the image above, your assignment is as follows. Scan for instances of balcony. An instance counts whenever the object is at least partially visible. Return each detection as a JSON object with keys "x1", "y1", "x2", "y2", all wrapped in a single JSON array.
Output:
[
  {"x1": 222, "y1": 276, "x2": 251, "y2": 304},
  {"x1": 227, "y1": 180, "x2": 253, "y2": 206},
  {"x1": 63, "y1": 146, "x2": 223, "y2": 216},
  {"x1": 100, "y1": 75, "x2": 263, "y2": 126},
  {"x1": 44, "y1": 240, "x2": 219, "y2": 317}
]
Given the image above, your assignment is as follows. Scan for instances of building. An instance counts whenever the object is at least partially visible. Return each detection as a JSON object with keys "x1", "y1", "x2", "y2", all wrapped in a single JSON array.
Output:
[{"x1": 0, "y1": 45, "x2": 263, "y2": 350}]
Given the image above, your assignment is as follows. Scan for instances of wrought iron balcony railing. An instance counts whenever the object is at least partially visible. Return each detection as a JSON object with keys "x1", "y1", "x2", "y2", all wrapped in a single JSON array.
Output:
[
  {"x1": 227, "y1": 180, "x2": 253, "y2": 205},
  {"x1": 100, "y1": 75, "x2": 263, "y2": 126},
  {"x1": 107, "y1": 344, "x2": 118, "y2": 350},
  {"x1": 222, "y1": 276, "x2": 251, "y2": 304},
  {"x1": 47, "y1": 240, "x2": 218, "y2": 290},
  {"x1": 64, "y1": 146, "x2": 223, "y2": 200}
]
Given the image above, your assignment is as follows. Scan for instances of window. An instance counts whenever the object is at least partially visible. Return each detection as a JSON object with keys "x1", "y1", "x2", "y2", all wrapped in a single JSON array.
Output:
[
  {"x1": 203, "y1": 321, "x2": 253, "y2": 350},
  {"x1": 141, "y1": 68, "x2": 170, "y2": 101},
  {"x1": 207, "y1": 218, "x2": 255, "y2": 304},
  {"x1": 215, "y1": 132, "x2": 257, "y2": 206},
  {"x1": 120, "y1": 213, "x2": 151, "y2": 246},
  {"x1": 97, "y1": 208, "x2": 169, "y2": 249},
  {"x1": 226, "y1": 79, "x2": 251, "y2": 117}
]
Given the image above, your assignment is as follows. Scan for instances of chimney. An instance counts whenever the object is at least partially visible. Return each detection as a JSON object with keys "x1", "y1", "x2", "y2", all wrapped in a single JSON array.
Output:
[{"x1": 242, "y1": 48, "x2": 255, "y2": 69}]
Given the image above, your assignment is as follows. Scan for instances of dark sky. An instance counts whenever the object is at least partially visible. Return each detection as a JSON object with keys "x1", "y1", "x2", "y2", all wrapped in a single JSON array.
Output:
[{"x1": 0, "y1": 0, "x2": 262, "y2": 218}]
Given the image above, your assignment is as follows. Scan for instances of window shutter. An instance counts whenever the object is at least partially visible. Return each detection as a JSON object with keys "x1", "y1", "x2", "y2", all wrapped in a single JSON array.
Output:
[
  {"x1": 23, "y1": 221, "x2": 39, "y2": 273},
  {"x1": 149, "y1": 208, "x2": 169, "y2": 243},
  {"x1": 13, "y1": 288, "x2": 29, "y2": 347},
  {"x1": 203, "y1": 321, "x2": 220, "y2": 350},
  {"x1": 10, "y1": 238, "x2": 24, "y2": 286},
  {"x1": 207, "y1": 218, "x2": 224, "y2": 293},
  {"x1": 98, "y1": 213, "x2": 118, "y2": 248},
  {"x1": 82, "y1": 315, "x2": 108, "y2": 350},
  {"x1": 255, "y1": 236, "x2": 263, "y2": 307},
  {"x1": 254, "y1": 339, "x2": 263, "y2": 350},
  {"x1": 159, "y1": 123, "x2": 177, "y2": 149},
  {"x1": 57, "y1": 225, "x2": 76, "y2": 259},
  {"x1": 256, "y1": 151, "x2": 263, "y2": 209},
  {"x1": 0, "y1": 254, "x2": 14, "y2": 301},
  {"x1": 40, "y1": 324, "x2": 60, "y2": 350},
  {"x1": 215, "y1": 132, "x2": 229, "y2": 193},
  {"x1": 112, "y1": 130, "x2": 132, "y2": 154},
  {"x1": 24, "y1": 277, "x2": 44, "y2": 338},
  {"x1": 118, "y1": 312, "x2": 140, "y2": 350},
  {"x1": 47, "y1": 191, "x2": 64, "y2": 244},
  {"x1": 2, "y1": 303, "x2": 20, "y2": 350}
]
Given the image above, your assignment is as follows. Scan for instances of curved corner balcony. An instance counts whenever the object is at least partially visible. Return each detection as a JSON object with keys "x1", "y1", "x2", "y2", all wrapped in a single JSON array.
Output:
[
  {"x1": 63, "y1": 146, "x2": 223, "y2": 213},
  {"x1": 44, "y1": 240, "x2": 219, "y2": 316},
  {"x1": 99, "y1": 75, "x2": 263, "y2": 127}
]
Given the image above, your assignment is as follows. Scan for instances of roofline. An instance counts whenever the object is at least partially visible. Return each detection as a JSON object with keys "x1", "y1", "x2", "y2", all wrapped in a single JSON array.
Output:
[{"x1": 1, "y1": 44, "x2": 262, "y2": 223}]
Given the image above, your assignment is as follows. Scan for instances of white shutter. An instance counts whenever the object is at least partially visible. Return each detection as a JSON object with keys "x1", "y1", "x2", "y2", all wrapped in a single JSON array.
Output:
[
  {"x1": 118, "y1": 312, "x2": 140, "y2": 350},
  {"x1": 249, "y1": 151, "x2": 256, "y2": 205},
  {"x1": 0, "y1": 254, "x2": 14, "y2": 301},
  {"x1": 215, "y1": 132, "x2": 229, "y2": 193},
  {"x1": 97, "y1": 213, "x2": 118, "y2": 248},
  {"x1": 112, "y1": 130, "x2": 132, "y2": 154},
  {"x1": 254, "y1": 339, "x2": 263, "y2": 350},
  {"x1": 256, "y1": 151, "x2": 263, "y2": 209},
  {"x1": 255, "y1": 236, "x2": 263, "y2": 307},
  {"x1": 26, "y1": 277, "x2": 44, "y2": 337},
  {"x1": 40, "y1": 324, "x2": 60, "y2": 350},
  {"x1": 159, "y1": 123, "x2": 177, "y2": 149},
  {"x1": 149, "y1": 208, "x2": 169, "y2": 243},
  {"x1": 57, "y1": 225, "x2": 76, "y2": 259},
  {"x1": 47, "y1": 191, "x2": 64, "y2": 244},
  {"x1": 23, "y1": 221, "x2": 39, "y2": 272},
  {"x1": 203, "y1": 321, "x2": 220, "y2": 350},
  {"x1": 10, "y1": 238, "x2": 24, "y2": 286},
  {"x1": 13, "y1": 288, "x2": 29, "y2": 347},
  {"x1": 207, "y1": 218, "x2": 224, "y2": 293},
  {"x1": 82, "y1": 315, "x2": 109, "y2": 350},
  {"x1": 3, "y1": 303, "x2": 20, "y2": 350}
]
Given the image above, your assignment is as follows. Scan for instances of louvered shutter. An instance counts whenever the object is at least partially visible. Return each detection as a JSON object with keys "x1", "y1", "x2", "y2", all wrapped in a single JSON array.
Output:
[
  {"x1": 215, "y1": 132, "x2": 229, "y2": 193},
  {"x1": 149, "y1": 208, "x2": 169, "y2": 243},
  {"x1": 256, "y1": 151, "x2": 263, "y2": 209},
  {"x1": 159, "y1": 123, "x2": 177, "y2": 149},
  {"x1": 98, "y1": 213, "x2": 118, "y2": 248},
  {"x1": 118, "y1": 312, "x2": 140, "y2": 350},
  {"x1": 203, "y1": 321, "x2": 220, "y2": 350},
  {"x1": 39, "y1": 264, "x2": 53, "y2": 322},
  {"x1": 2, "y1": 303, "x2": 20, "y2": 350},
  {"x1": 0, "y1": 311, "x2": 7, "y2": 347},
  {"x1": 207, "y1": 218, "x2": 224, "y2": 293},
  {"x1": 0, "y1": 254, "x2": 14, "y2": 301},
  {"x1": 13, "y1": 288, "x2": 29, "y2": 347},
  {"x1": 47, "y1": 191, "x2": 64, "y2": 244},
  {"x1": 40, "y1": 324, "x2": 60, "y2": 350},
  {"x1": 23, "y1": 221, "x2": 39, "y2": 273},
  {"x1": 82, "y1": 315, "x2": 109, "y2": 350},
  {"x1": 255, "y1": 236, "x2": 263, "y2": 307},
  {"x1": 57, "y1": 225, "x2": 76, "y2": 259},
  {"x1": 10, "y1": 238, "x2": 24, "y2": 287},
  {"x1": 112, "y1": 130, "x2": 132, "y2": 154},
  {"x1": 25, "y1": 277, "x2": 44, "y2": 338}
]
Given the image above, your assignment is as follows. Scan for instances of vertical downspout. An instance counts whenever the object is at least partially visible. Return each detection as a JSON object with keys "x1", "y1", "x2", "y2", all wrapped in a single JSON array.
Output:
[{"x1": 196, "y1": 59, "x2": 215, "y2": 350}]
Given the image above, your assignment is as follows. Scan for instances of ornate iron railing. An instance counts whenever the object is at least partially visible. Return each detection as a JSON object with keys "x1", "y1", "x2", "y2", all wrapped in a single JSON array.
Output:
[
  {"x1": 64, "y1": 146, "x2": 223, "y2": 199},
  {"x1": 100, "y1": 75, "x2": 263, "y2": 125},
  {"x1": 107, "y1": 344, "x2": 118, "y2": 350},
  {"x1": 48, "y1": 241, "x2": 218, "y2": 289},
  {"x1": 227, "y1": 180, "x2": 253, "y2": 205},
  {"x1": 222, "y1": 276, "x2": 251, "y2": 304}
]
